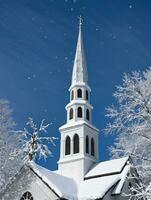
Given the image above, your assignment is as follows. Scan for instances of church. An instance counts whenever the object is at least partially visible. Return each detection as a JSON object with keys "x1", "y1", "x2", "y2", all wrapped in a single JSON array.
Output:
[{"x1": 1, "y1": 20, "x2": 137, "y2": 200}]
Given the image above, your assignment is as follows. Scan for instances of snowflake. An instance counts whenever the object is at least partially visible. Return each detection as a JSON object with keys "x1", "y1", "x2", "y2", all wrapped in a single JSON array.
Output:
[{"x1": 65, "y1": 57, "x2": 68, "y2": 60}]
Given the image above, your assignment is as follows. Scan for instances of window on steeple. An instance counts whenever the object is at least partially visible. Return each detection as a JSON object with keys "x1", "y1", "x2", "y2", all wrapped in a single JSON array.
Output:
[
  {"x1": 91, "y1": 138, "x2": 95, "y2": 156},
  {"x1": 77, "y1": 107, "x2": 82, "y2": 118},
  {"x1": 73, "y1": 134, "x2": 79, "y2": 154},
  {"x1": 86, "y1": 136, "x2": 89, "y2": 154},
  {"x1": 86, "y1": 109, "x2": 90, "y2": 121},
  {"x1": 77, "y1": 89, "x2": 82, "y2": 98},
  {"x1": 65, "y1": 136, "x2": 71, "y2": 155},
  {"x1": 69, "y1": 108, "x2": 73, "y2": 120},
  {"x1": 86, "y1": 90, "x2": 89, "y2": 100},
  {"x1": 71, "y1": 90, "x2": 74, "y2": 100}
]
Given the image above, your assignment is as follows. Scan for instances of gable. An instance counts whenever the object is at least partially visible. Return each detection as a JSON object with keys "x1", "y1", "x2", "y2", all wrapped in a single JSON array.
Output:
[
  {"x1": 30, "y1": 162, "x2": 77, "y2": 199},
  {"x1": 1, "y1": 166, "x2": 59, "y2": 200}
]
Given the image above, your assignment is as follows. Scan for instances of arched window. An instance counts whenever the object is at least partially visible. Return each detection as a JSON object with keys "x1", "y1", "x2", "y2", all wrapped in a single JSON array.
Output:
[
  {"x1": 69, "y1": 108, "x2": 73, "y2": 120},
  {"x1": 73, "y1": 134, "x2": 79, "y2": 154},
  {"x1": 20, "y1": 192, "x2": 33, "y2": 200},
  {"x1": 65, "y1": 136, "x2": 71, "y2": 155},
  {"x1": 86, "y1": 90, "x2": 89, "y2": 100},
  {"x1": 77, "y1": 107, "x2": 82, "y2": 118},
  {"x1": 86, "y1": 136, "x2": 89, "y2": 154},
  {"x1": 86, "y1": 109, "x2": 90, "y2": 121},
  {"x1": 77, "y1": 89, "x2": 82, "y2": 98},
  {"x1": 91, "y1": 138, "x2": 95, "y2": 156},
  {"x1": 71, "y1": 90, "x2": 74, "y2": 100}
]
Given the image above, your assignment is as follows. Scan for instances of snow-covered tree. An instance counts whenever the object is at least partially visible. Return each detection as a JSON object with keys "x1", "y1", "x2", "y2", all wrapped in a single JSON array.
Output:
[
  {"x1": 105, "y1": 68, "x2": 151, "y2": 199},
  {"x1": 0, "y1": 99, "x2": 23, "y2": 192},
  {"x1": 21, "y1": 117, "x2": 57, "y2": 161}
]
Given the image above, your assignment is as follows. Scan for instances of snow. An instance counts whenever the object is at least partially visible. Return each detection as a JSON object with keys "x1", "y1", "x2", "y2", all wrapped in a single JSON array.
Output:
[
  {"x1": 80, "y1": 158, "x2": 130, "y2": 199},
  {"x1": 105, "y1": 68, "x2": 151, "y2": 198},
  {"x1": 22, "y1": 118, "x2": 57, "y2": 161},
  {"x1": 28, "y1": 157, "x2": 130, "y2": 200},
  {"x1": 0, "y1": 99, "x2": 23, "y2": 192},
  {"x1": 29, "y1": 162, "x2": 77, "y2": 199},
  {"x1": 85, "y1": 157, "x2": 129, "y2": 178},
  {"x1": 79, "y1": 174, "x2": 120, "y2": 199},
  {"x1": 112, "y1": 165, "x2": 130, "y2": 195}
]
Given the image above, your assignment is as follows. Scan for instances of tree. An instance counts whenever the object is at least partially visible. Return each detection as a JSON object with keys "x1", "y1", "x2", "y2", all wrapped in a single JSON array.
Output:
[
  {"x1": 105, "y1": 68, "x2": 151, "y2": 199},
  {"x1": 21, "y1": 117, "x2": 57, "y2": 162},
  {"x1": 0, "y1": 103, "x2": 57, "y2": 198},
  {"x1": 0, "y1": 99, "x2": 23, "y2": 192}
]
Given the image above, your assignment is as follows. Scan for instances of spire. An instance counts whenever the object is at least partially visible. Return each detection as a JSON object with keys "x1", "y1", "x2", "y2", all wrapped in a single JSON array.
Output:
[
  {"x1": 71, "y1": 17, "x2": 88, "y2": 86},
  {"x1": 58, "y1": 18, "x2": 99, "y2": 183}
]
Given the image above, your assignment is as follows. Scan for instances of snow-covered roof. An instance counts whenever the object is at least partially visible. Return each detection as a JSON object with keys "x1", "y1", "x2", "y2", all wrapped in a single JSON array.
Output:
[
  {"x1": 29, "y1": 157, "x2": 130, "y2": 200},
  {"x1": 29, "y1": 162, "x2": 77, "y2": 199},
  {"x1": 79, "y1": 157, "x2": 130, "y2": 199},
  {"x1": 85, "y1": 157, "x2": 129, "y2": 179},
  {"x1": 79, "y1": 173, "x2": 120, "y2": 199}
]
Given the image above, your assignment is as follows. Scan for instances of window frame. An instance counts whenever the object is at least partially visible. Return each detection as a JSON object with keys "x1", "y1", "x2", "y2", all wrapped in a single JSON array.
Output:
[
  {"x1": 77, "y1": 88, "x2": 82, "y2": 98},
  {"x1": 73, "y1": 134, "x2": 80, "y2": 154},
  {"x1": 91, "y1": 138, "x2": 95, "y2": 156},
  {"x1": 86, "y1": 109, "x2": 90, "y2": 121},
  {"x1": 65, "y1": 136, "x2": 71, "y2": 155},
  {"x1": 86, "y1": 90, "x2": 89, "y2": 100},
  {"x1": 77, "y1": 107, "x2": 82, "y2": 118},
  {"x1": 69, "y1": 108, "x2": 73, "y2": 120},
  {"x1": 86, "y1": 135, "x2": 89, "y2": 154}
]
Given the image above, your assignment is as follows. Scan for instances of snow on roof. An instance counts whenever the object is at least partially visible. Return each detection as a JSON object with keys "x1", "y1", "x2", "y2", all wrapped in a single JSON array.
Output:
[
  {"x1": 112, "y1": 165, "x2": 130, "y2": 195},
  {"x1": 29, "y1": 162, "x2": 77, "y2": 199},
  {"x1": 29, "y1": 157, "x2": 130, "y2": 200},
  {"x1": 79, "y1": 163, "x2": 130, "y2": 200},
  {"x1": 85, "y1": 157, "x2": 129, "y2": 179},
  {"x1": 79, "y1": 174, "x2": 120, "y2": 199}
]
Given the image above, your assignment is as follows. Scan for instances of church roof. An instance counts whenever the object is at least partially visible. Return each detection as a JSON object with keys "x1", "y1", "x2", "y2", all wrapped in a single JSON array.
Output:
[
  {"x1": 29, "y1": 162, "x2": 77, "y2": 200},
  {"x1": 79, "y1": 164, "x2": 130, "y2": 199},
  {"x1": 29, "y1": 157, "x2": 130, "y2": 200},
  {"x1": 85, "y1": 156, "x2": 129, "y2": 179}
]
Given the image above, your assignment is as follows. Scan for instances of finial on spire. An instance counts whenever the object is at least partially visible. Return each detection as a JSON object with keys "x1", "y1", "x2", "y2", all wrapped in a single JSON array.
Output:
[{"x1": 79, "y1": 15, "x2": 83, "y2": 30}]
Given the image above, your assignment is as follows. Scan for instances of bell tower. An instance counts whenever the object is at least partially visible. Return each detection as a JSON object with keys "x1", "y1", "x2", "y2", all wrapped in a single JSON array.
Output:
[{"x1": 58, "y1": 18, "x2": 99, "y2": 182}]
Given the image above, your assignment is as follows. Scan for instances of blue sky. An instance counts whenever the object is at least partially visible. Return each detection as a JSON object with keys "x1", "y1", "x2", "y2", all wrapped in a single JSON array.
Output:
[{"x1": 0, "y1": 0, "x2": 151, "y2": 170}]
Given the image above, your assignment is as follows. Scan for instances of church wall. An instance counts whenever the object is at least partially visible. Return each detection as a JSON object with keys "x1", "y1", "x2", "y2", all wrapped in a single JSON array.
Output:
[
  {"x1": 59, "y1": 158, "x2": 85, "y2": 182},
  {"x1": 59, "y1": 125, "x2": 84, "y2": 158},
  {"x1": 103, "y1": 179, "x2": 130, "y2": 200},
  {"x1": 83, "y1": 125, "x2": 99, "y2": 160},
  {"x1": 58, "y1": 124, "x2": 98, "y2": 182},
  {"x1": 2, "y1": 167, "x2": 59, "y2": 200}
]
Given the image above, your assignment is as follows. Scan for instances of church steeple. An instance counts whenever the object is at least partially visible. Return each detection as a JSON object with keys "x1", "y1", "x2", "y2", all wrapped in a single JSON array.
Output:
[
  {"x1": 71, "y1": 17, "x2": 88, "y2": 86},
  {"x1": 68, "y1": 17, "x2": 92, "y2": 124},
  {"x1": 58, "y1": 18, "x2": 99, "y2": 183}
]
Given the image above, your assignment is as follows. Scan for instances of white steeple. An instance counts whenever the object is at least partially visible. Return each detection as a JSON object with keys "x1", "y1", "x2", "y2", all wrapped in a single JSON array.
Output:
[
  {"x1": 71, "y1": 16, "x2": 88, "y2": 86},
  {"x1": 58, "y1": 18, "x2": 99, "y2": 183}
]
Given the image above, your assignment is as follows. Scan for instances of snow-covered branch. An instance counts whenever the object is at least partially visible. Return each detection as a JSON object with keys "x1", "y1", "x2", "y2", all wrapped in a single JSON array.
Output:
[
  {"x1": 0, "y1": 99, "x2": 23, "y2": 192},
  {"x1": 21, "y1": 117, "x2": 57, "y2": 161},
  {"x1": 105, "y1": 67, "x2": 151, "y2": 198}
]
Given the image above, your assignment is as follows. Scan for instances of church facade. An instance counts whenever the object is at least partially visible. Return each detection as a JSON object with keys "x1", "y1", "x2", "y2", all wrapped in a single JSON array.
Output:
[{"x1": 1, "y1": 21, "x2": 136, "y2": 200}]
